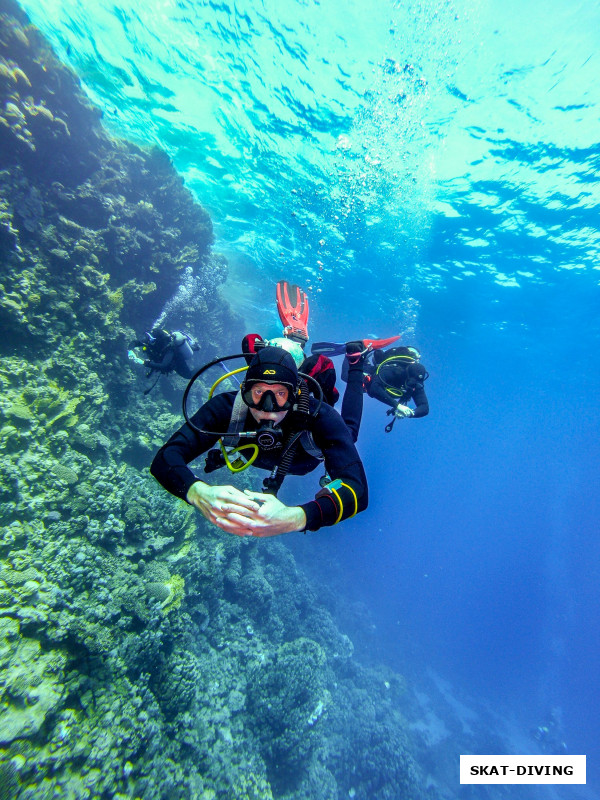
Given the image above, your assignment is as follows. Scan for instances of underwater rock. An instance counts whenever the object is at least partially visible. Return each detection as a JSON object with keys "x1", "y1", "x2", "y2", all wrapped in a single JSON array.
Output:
[
  {"x1": 246, "y1": 637, "x2": 328, "y2": 778},
  {"x1": 0, "y1": 618, "x2": 65, "y2": 744}
]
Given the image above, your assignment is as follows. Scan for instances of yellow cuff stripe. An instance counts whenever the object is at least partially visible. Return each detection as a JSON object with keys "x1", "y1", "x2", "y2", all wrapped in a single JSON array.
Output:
[
  {"x1": 330, "y1": 487, "x2": 344, "y2": 524},
  {"x1": 330, "y1": 482, "x2": 359, "y2": 524},
  {"x1": 341, "y1": 482, "x2": 358, "y2": 518}
]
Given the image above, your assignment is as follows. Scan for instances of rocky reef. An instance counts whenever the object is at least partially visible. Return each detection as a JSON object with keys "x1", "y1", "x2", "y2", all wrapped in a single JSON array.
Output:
[{"x1": 0, "y1": 1, "x2": 429, "y2": 798}]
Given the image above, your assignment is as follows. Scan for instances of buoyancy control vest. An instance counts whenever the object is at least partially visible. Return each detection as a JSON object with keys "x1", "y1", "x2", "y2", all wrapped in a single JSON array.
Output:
[{"x1": 374, "y1": 349, "x2": 428, "y2": 399}]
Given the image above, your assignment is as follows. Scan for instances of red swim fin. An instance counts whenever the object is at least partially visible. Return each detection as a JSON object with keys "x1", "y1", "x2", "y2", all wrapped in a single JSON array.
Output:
[
  {"x1": 311, "y1": 335, "x2": 401, "y2": 357},
  {"x1": 276, "y1": 280, "x2": 309, "y2": 345},
  {"x1": 362, "y1": 335, "x2": 401, "y2": 350}
]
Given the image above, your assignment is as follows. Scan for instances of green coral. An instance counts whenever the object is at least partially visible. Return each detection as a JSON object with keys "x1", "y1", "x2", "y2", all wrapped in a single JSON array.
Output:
[
  {"x1": 0, "y1": 618, "x2": 65, "y2": 745},
  {"x1": 144, "y1": 581, "x2": 170, "y2": 603},
  {"x1": 247, "y1": 637, "x2": 328, "y2": 782},
  {"x1": 4, "y1": 404, "x2": 33, "y2": 424},
  {"x1": 50, "y1": 462, "x2": 78, "y2": 485},
  {"x1": 161, "y1": 574, "x2": 185, "y2": 613},
  {"x1": 230, "y1": 772, "x2": 274, "y2": 800}
]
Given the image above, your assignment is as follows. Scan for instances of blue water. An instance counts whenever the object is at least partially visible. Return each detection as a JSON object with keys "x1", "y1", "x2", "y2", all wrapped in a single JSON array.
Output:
[{"x1": 20, "y1": 0, "x2": 600, "y2": 794}]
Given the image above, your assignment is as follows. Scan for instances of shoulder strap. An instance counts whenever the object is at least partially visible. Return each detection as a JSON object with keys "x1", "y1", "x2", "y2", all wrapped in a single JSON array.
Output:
[
  {"x1": 221, "y1": 391, "x2": 248, "y2": 446},
  {"x1": 299, "y1": 430, "x2": 323, "y2": 461}
]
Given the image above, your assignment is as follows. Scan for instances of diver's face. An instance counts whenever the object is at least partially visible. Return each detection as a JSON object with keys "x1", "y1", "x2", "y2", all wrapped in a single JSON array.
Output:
[{"x1": 248, "y1": 382, "x2": 290, "y2": 424}]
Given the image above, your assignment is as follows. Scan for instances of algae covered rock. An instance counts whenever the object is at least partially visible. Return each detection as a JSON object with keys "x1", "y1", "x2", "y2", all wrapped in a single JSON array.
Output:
[
  {"x1": 0, "y1": 617, "x2": 65, "y2": 744},
  {"x1": 247, "y1": 637, "x2": 329, "y2": 779}
]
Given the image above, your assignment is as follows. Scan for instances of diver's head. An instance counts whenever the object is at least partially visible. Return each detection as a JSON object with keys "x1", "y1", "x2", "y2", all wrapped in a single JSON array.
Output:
[
  {"x1": 374, "y1": 345, "x2": 421, "y2": 366},
  {"x1": 242, "y1": 346, "x2": 299, "y2": 424},
  {"x1": 147, "y1": 328, "x2": 171, "y2": 349},
  {"x1": 392, "y1": 346, "x2": 420, "y2": 363}
]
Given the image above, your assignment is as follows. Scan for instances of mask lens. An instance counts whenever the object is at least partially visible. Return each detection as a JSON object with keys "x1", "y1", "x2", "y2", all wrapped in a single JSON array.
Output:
[{"x1": 243, "y1": 383, "x2": 292, "y2": 410}]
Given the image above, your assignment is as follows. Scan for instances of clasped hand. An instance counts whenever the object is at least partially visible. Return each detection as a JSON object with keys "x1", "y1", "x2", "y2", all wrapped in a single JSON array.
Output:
[{"x1": 186, "y1": 482, "x2": 306, "y2": 537}]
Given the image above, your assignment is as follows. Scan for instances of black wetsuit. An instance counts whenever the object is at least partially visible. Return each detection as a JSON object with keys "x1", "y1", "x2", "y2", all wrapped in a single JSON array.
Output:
[
  {"x1": 150, "y1": 392, "x2": 368, "y2": 531},
  {"x1": 341, "y1": 361, "x2": 366, "y2": 442},
  {"x1": 365, "y1": 362, "x2": 429, "y2": 417}
]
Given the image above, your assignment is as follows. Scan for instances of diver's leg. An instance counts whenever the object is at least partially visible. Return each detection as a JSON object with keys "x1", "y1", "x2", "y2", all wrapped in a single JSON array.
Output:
[{"x1": 341, "y1": 362, "x2": 365, "y2": 443}]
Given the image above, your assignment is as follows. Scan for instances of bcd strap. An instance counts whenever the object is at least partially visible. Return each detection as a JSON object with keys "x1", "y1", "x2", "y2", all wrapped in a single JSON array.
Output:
[
  {"x1": 299, "y1": 430, "x2": 323, "y2": 461},
  {"x1": 222, "y1": 390, "x2": 248, "y2": 446}
]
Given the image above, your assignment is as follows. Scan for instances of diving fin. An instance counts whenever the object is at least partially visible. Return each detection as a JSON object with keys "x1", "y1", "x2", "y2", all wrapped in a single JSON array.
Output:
[
  {"x1": 276, "y1": 280, "x2": 309, "y2": 345},
  {"x1": 310, "y1": 341, "x2": 346, "y2": 357},
  {"x1": 311, "y1": 334, "x2": 401, "y2": 357}
]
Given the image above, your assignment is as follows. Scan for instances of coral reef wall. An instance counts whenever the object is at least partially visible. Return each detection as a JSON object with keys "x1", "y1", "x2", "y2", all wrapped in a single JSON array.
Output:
[{"x1": 0, "y1": 2, "x2": 427, "y2": 798}]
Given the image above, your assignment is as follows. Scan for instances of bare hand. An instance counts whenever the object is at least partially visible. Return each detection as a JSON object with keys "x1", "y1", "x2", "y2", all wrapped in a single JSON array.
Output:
[
  {"x1": 224, "y1": 491, "x2": 306, "y2": 537},
  {"x1": 186, "y1": 482, "x2": 261, "y2": 536}
]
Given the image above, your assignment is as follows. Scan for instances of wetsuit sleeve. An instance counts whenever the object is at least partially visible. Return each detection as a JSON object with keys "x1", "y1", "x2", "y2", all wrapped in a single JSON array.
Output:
[
  {"x1": 411, "y1": 384, "x2": 429, "y2": 418},
  {"x1": 299, "y1": 405, "x2": 368, "y2": 531},
  {"x1": 150, "y1": 395, "x2": 232, "y2": 501},
  {"x1": 146, "y1": 349, "x2": 175, "y2": 372},
  {"x1": 366, "y1": 375, "x2": 397, "y2": 408}
]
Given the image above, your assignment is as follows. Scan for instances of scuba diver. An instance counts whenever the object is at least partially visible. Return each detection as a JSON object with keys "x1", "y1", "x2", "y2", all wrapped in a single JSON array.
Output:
[
  {"x1": 532, "y1": 708, "x2": 568, "y2": 755},
  {"x1": 128, "y1": 328, "x2": 200, "y2": 384},
  {"x1": 364, "y1": 345, "x2": 429, "y2": 432},
  {"x1": 240, "y1": 282, "x2": 340, "y2": 409},
  {"x1": 150, "y1": 345, "x2": 368, "y2": 537},
  {"x1": 308, "y1": 339, "x2": 427, "y2": 435},
  {"x1": 151, "y1": 282, "x2": 370, "y2": 536},
  {"x1": 332, "y1": 343, "x2": 429, "y2": 433}
]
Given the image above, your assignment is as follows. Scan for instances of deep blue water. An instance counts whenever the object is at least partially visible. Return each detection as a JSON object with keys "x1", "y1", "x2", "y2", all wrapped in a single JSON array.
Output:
[{"x1": 20, "y1": 0, "x2": 600, "y2": 795}]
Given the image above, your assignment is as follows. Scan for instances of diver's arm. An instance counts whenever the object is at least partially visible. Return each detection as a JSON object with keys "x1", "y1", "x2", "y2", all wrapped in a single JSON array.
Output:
[
  {"x1": 150, "y1": 394, "x2": 233, "y2": 500},
  {"x1": 366, "y1": 375, "x2": 397, "y2": 408},
  {"x1": 299, "y1": 405, "x2": 368, "y2": 531},
  {"x1": 411, "y1": 384, "x2": 429, "y2": 418},
  {"x1": 145, "y1": 349, "x2": 175, "y2": 372}
]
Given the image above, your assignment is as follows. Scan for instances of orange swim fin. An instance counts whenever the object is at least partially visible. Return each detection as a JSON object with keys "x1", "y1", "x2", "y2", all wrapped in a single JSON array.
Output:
[{"x1": 276, "y1": 280, "x2": 309, "y2": 345}]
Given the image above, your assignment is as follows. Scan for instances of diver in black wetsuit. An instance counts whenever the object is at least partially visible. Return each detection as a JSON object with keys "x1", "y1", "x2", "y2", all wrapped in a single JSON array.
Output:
[
  {"x1": 129, "y1": 328, "x2": 199, "y2": 380},
  {"x1": 340, "y1": 344, "x2": 429, "y2": 434},
  {"x1": 367, "y1": 346, "x2": 429, "y2": 417},
  {"x1": 151, "y1": 346, "x2": 368, "y2": 538}
]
